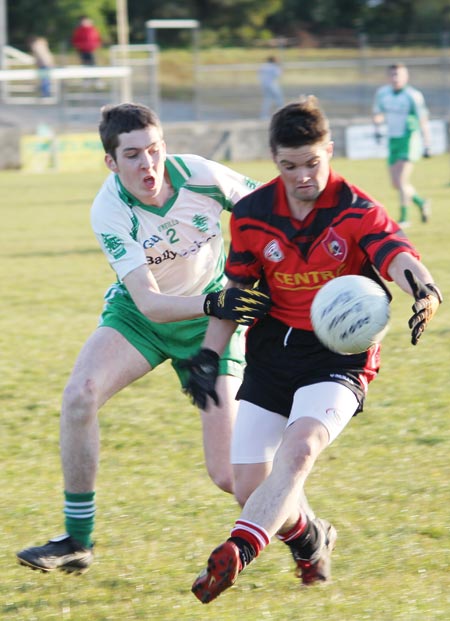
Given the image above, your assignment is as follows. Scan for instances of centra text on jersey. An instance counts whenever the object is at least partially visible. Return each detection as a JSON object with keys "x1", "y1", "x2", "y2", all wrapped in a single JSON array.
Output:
[{"x1": 274, "y1": 265, "x2": 347, "y2": 287}]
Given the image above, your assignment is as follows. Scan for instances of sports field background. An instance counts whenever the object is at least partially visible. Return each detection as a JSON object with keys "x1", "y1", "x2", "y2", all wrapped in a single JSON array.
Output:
[{"x1": 1, "y1": 154, "x2": 449, "y2": 620}]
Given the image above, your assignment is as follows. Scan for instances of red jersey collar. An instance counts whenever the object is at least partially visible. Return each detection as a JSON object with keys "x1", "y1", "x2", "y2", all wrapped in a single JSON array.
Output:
[{"x1": 275, "y1": 168, "x2": 344, "y2": 216}]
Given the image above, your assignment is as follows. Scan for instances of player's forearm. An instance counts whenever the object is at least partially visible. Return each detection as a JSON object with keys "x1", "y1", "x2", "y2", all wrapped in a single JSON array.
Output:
[
  {"x1": 123, "y1": 264, "x2": 206, "y2": 322},
  {"x1": 202, "y1": 316, "x2": 238, "y2": 356},
  {"x1": 123, "y1": 265, "x2": 270, "y2": 325},
  {"x1": 388, "y1": 253, "x2": 435, "y2": 296},
  {"x1": 138, "y1": 291, "x2": 207, "y2": 323}
]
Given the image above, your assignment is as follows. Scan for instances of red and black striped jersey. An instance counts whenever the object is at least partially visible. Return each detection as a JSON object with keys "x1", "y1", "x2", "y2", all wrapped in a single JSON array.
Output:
[{"x1": 226, "y1": 169, "x2": 420, "y2": 330}]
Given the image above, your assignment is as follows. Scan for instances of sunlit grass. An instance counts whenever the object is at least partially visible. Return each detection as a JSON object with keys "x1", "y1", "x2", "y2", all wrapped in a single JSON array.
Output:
[{"x1": 1, "y1": 156, "x2": 449, "y2": 620}]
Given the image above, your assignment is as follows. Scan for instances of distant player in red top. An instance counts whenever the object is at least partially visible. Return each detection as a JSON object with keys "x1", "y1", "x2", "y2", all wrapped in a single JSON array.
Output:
[
  {"x1": 71, "y1": 16, "x2": 102, "y2": 66},
  {"x1": 182, "y1": 95, "x2": 442, "y2": 603}
]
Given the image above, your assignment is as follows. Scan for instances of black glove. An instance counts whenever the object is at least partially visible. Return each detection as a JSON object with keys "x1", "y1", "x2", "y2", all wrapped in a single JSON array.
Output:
[
  {"x1": 374, "y1": 130, "x2": 383, "y2": 145},
  {"x1": 180, "y1": 348, "x2": 220, "y2": 410},
  {"x1": 204, "y1": 287, "x2": 271, "y2": 325},
  {"x1": 423, "y1": 147, "x2": 431, "y2": 158},
  {"x1": 404, "y1": 269, "x2": 442, "y2": 345}
]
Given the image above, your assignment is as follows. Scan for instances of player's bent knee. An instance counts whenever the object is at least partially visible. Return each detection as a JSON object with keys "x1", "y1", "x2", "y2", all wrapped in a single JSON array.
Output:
[
  {"x1": 275, "y1": 437, "x2": 321, "y2": 479},
  {"x1": 234, "y1": 486, "x2": 253, "y2": 508},
  {"x1": 206, "y1": 467, "x2": 234, "y2": 495},
  {"x1": 62, "y1": 378, "x2": 99, "y2": 421}
]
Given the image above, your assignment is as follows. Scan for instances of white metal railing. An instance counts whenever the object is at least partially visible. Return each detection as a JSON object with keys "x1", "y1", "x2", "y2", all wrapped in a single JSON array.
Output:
[
  {"x1": 0, "y1": 65, "x2": 131, "y2": 105},
  {"x1": 4, "y1": 45, "x2": 34, "y2": 66}
]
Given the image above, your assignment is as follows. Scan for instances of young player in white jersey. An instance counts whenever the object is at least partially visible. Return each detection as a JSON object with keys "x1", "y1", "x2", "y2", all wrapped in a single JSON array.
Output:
[
  {"x1": 373, "y1": 63, "x2": 431, "y2": 227},
  {"x1": 16, "y1": 103, "x2": 270, "y2": 575}
]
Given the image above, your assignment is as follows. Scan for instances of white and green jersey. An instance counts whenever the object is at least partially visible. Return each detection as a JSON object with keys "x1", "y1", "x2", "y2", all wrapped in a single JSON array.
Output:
[
  {"x1": 91, "y1": 154, "x2": 259, "y2": 297},
  {"x1": 373, "y1": 84, "x2": 428, "y2": 138}
]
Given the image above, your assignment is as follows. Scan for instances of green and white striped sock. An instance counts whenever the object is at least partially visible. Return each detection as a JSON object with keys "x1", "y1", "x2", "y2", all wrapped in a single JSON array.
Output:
[
  {"x1": 412, "y1": 194, "x2": 425, "y2": 208},
  {"x1": 64, "y1": 491, "x2": 95, "y2": 548},
  {"x1": 399, "y1": 205, "x2": 408, "y2": 222}
]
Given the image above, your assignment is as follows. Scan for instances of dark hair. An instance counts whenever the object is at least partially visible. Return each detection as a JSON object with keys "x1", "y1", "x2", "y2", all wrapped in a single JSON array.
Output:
[
  {"x1": 99, "y1": 103, "x2": 163, "y2": 158},
  {"x1": 388, "y1": 63, "x2": 407, "y2": 71},
  {"x1": 269, "y1": 95, "x2": 330, "y2": 154}
]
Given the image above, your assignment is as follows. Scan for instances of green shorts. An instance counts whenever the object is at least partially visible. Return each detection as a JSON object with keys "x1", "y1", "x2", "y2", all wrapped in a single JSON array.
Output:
[
  {"x1": 98, "y1": 286, "x2": 245, "y2": 387},
  {"x1": 388, "y1": 132, "x2": 422, "y2": 166}
]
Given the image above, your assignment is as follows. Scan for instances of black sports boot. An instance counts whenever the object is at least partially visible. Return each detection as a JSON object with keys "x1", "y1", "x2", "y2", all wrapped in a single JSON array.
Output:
[{"x1": 17, "y1": 534, "x2": 94, "y2": 574}]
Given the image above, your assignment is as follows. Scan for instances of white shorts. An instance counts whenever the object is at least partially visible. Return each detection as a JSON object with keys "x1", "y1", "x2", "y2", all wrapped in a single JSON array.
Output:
[{"x1": 231, "y1": 382, "x2": 359, "y2": 464}]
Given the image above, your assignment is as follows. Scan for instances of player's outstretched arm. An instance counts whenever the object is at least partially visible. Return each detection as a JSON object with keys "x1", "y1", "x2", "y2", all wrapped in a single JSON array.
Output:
[
  {"x1": 387, "y1": 253, "x2": 442, "y2": 345},
  {"x1": 123, "y1": 266, "x2": 271, "y2": 325}
]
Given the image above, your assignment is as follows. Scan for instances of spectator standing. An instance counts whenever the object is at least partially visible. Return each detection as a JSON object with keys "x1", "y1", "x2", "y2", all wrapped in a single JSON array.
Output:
[
  {"x1": 28, "y1": 36, "x2": 54, "y2": 98},
  {"x1": 71, "y1": 16, "x2": 102, "y2": 66},
  {"x1": 259, "y1": 56, "x2": 284, "y2": 120}
]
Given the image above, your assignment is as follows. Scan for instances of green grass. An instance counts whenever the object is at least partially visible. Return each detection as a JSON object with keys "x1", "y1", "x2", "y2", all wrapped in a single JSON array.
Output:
[{"x1": 1, "y1": 156, "x2": 449, "y2": 620}]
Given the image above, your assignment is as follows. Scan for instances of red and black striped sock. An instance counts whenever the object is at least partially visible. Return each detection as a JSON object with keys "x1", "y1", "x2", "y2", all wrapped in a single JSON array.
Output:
[{"x1": 278, "y1": 513, "x2": 320, "y2": 560}]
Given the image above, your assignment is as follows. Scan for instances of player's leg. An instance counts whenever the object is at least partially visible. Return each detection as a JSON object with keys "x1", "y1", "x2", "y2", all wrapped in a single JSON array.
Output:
[
  {"x1": 238, "y1": 415, "x2": 328, "y2": 535},
  {"x1": 60, "y1": 326, "x2": 151, "y2": 494},
  {"x1": 390, "y1": 130, "x2": 429, "y2": 224},
  {"x1": 234, "y1": 385, "x2": 355, "y2": 536},
  {"x1": 276, "y1": 382, "x2": 359, "y2": 584},
  {"x1": 231, "y1": 400, "x2": 286, "y2": 507},
  {"x1": 395, "y1": 159, "x2": 429, "y2": 223},
  {"x1": 231, "y1": 401, "x2": 317, "y2": 516},
  {"x1": 195, "y1": 325, "x2": 247, "y2": 493},
  {"x1": 199, "y1": 374, "x2": 241, "y2": 494},
  {"x1": 192, "y1": 415, "x2": 327, "y2": 603},
  {"x1": 16, "y1": 327, "x2": 152, "y2": 573},
  {"x1": 404, "y1": 130, "x2": 431, "y2": 221},
  {"x1": 192, "y1": 382, "x2": 359, "y2": 602},
  {"x1": 192, "y1": 400, "x2": 285, "y2": 603},
  {"x1": 390, "y1": 159, "x2": 414, "y2": 225}
]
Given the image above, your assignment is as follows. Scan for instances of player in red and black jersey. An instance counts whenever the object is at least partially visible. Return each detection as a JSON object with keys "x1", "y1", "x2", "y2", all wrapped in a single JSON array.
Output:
[
  {"x1": 227, "y1": 168, "x2": 416, "y2": 329},
  {"x1": 183, "y1": 96, "x2": 442, "y2": 604}
]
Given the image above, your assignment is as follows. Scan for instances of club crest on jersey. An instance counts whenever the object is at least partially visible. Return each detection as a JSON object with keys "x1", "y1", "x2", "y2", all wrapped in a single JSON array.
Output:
[
  {"x1": 101, "y1": 233, "x2": 126, "y2": 259},
  {"x1": 321, "y1": 229, "x2": 347, "y2": 262},
  {"x1": 192, "y1": 214, "x2": 209, "y2": 233},
  {"x1": 264, "y1": 240, "x2": 284, "y2": 262}
]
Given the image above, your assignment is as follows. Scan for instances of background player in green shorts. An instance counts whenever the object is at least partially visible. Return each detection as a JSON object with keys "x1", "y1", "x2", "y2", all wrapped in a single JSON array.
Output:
[
  {"x1": 373, "y1": 63, "x2": 432, "y2": 227},
  {"x1": 16, "y1": 103, "x2": 270, "y2": 574}
]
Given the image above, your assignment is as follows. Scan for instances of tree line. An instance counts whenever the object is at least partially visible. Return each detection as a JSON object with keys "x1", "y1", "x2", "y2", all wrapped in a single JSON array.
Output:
[{"x1": 8, "y1": 0, "x2": 450, "y2": 52}]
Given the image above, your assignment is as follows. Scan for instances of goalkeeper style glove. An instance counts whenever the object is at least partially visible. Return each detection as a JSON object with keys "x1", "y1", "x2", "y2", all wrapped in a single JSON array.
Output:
[
  {"x1": 204, "y1": 287, "x2": 271, "y2": 325},
  {"x1": 423, "y1": 147, "x2": 431, "y2": 158},
  {"x1": 180, "y1": 348, "x2": 220, "y2": 411},
  {"x1": 404, "y1": 269, "x2": 443, "y2": 345}
]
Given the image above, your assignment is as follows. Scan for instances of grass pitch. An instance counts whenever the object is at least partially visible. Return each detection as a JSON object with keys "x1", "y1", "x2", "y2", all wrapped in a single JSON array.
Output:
[{"x1": 1, "y1": 155, "x2": 449, "y2": 620}]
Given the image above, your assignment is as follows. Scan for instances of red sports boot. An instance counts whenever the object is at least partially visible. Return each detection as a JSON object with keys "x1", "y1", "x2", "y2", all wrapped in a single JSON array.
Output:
[
  {"x1": 192, "y1": 541, "x2": 242, "y2": 603},
  {"x1": 294, "y1": 518, "x2": 337, "y2": 585}
]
